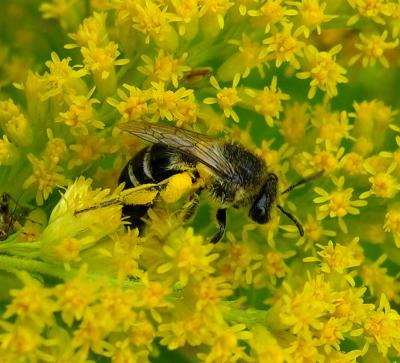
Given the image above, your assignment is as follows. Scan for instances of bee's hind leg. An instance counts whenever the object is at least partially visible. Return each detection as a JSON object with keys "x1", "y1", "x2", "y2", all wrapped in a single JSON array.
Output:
[{"x1": 210, "y1": 208, "x2": 226, "y2": 243}]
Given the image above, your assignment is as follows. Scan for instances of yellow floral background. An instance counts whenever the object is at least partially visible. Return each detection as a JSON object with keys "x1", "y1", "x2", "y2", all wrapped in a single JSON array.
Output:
[{"x1": 1, "y1": 0, "x2": 400, "y2": 362}]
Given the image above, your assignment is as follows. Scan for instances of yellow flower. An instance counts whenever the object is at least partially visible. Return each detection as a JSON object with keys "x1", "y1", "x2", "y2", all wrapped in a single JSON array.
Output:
[
  {"x1": 107, "y1": 84, "x2": 150, "y2": 122},
  {"x1": 361, "y1": 160, "x2": 400, "y2": 199},
  {"x1": 148, "y1": 81, "x2": 194, "y2": 122},
  {"x1": 289, "y1": 0, "x2": 337, "y2": 38},
  {"x1": 171, "y1": 0, "x2": 200, "y2": 38},
  {"x1": 68, "y1": 133, "x2": 118, "y2": 169},
  {"x1": 349, "y1": 31, "x2": 399, "y2": 68},
  {"x1": 65, "y1": 12, "x2": 108, "y2": 48},
  {"x1": 56, "y1": 89, "x2": 104, "y2": 136},
  {"x1": 204, "y1": 74, "x2": 241, "y2": 122},
  {"x1": 0, "y1": 321, "x2": 56, "y2": 363},
  {"x1": 280, "y1": 102, "x2": 309, "y2": 146},
  {"x1": 347, "y1": 0, "x2": 392, "y2": 25},
  {"x1": 360, "y1": 255, "x2": 400, "y2": 303},
  {"x1": 197, "y1": 323, "x2": 252, "y2": 363},
  {"x1": 218, "y1": 34, "x2": 269, "y2": 80},
  {"x1": 132, "y1": 1, "x2": 180, "y2": 50},
  {"x1": 39, "y1": 0, "x2": 83, "y2": 30},
  {"x1": 156, "y1": 227, "x2": 219, "y2": 286},
  {"x1": 138, "y1": 50, "x2": 190, "y2": 88},
  {"x1": 199, "y1": 0, "x2": 234, "y2": 30},
  {"x1": 81, "y1": 40, "x2": 129, "y2": 88},
  {"x1": 312, "y1": 105, "x2": 353, "y2": 147},
  {"x1": 313, "y1": 176, "x2": 368, "y2": 233},
  {"x1": 4, "y1": 272, "x2": 57, "y2": 328},
  {"x1": 41, "y1": 52, "x2": 88, "y2": 102},
  {"x1": 263, "y1": 23, "x2": 304, "y2": 69},
  {"x1": 54, "y1": 266, "x2": 101, "y2": 325},
  {"x1": 297, "y1": 44, "x2": 348, "y2": 99},
  {"x1": 363, "y1": 294, "x2": 400, "y2": 357},
  {"x1": 282, "y1": 213, "x2": 336, "y2": 252},
  {"x1": 384, "y1": 206, "x2": 400, "y2": 247},
  {"x1": 304, "y1": 238, "x2": 363, "y2": 285},
  {"x1": 43, "y1": 128, "x2": 67, "y2": 165},
  {"x1": 248, "y1": 0, "x2": 298, "y2": 33},
  {"x1": 245, "y1": 76, "x2": 290, "y2": 127},
  {"x1": 23, "y1": 154, "x2": 69, "y2": 205}
]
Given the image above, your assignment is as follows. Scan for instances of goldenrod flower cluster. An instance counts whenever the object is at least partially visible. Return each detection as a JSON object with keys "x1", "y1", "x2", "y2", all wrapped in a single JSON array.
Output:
[{"x1": 0, "y1": 0, "x2": 400, "y2": 362}]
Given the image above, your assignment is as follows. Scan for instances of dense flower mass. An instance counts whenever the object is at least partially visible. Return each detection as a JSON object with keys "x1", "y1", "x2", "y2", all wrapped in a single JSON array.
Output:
[{"x1": 0, "y1": 0, "x2": 400, "y2": 362}]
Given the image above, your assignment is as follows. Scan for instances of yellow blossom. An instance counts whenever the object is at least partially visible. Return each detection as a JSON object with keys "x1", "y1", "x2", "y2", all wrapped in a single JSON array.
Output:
[
  {"x1": 156, "y1": 227, "x2": 219, "y2": 286},
  {"x1": 263, "y1": 23, "x2": 304, "y2": 69},
  {"x1": 23, "y1": 153, "x2": 69, "y2": 205},
  {"x1": 3, "y1": 272, "x2": 57, "y2": 328},
  {"x1": 297, "y1": 44, "x2": 348, "y2": 99},
  {"x1": 199, "y1": 0, "x2": 234, "y2": 30},
  {"x1": 56, "y1": 89, "x2": 104, "y2": 135},
  {"x1": 384, "y1": 206, "x2": 400, "y2": 247},
  {"x1": 282, "y1": 213, "x2": 336, "y2": 252},
  {"x1": 289, "y1": 0, "x2": 337, "y2": 38},
  {"x1": 248, "y1": 0, "x2": 298, "y2": 33},
  {"x1": 313, "y1": 176, "x2": 367, "y2": 233},
  {"x1": 218, "y1": 34, "x2": 269, "y2": 80},
  {"x1": 340, "y1": 152, "x2": 365, "y2": 176},
  {"x1": 39, "y1": 0, "x2": 84, "y2": 30},
  {"x1": 65, "y1": 12, "x2": 108, "y2": 48},
  {"x1": 280, "y1": 102, "x2": 309, "y2": 146},
  {"x1": 363, "y1": 294, "x2": 400, "y2": 357},
  {"x1": 204, "y1": 74, "x2": 241, "y2": 122},
  {"x1": 41, "y1": 52, "x2": 88, "y2": 102},
  {"x1": 81, "y1": 41, "x2": 129, "y2": 94},
  {"x1": 138, "y1": 50, "x2": 190, "y2": 88},
  {"x1": 132, "y1": 1, "x2": 180, "y2": 50},
  {"x1": 197, "y1": 323, "x2": 252, "y2": 363},
  {"x1": 347, "y1": 0, "x2": 392, "y2": 25},
  {"x1": 349, "y1": 31, "x2": 399, "y2": 68},
  {"x1": 2, "y1": 112, "x2": 33, "y2": 148},
  {"x1": 68, "y1": 134, "x2": 118, "y2": 169},
  {"x1": 360, "y1": 255, "x2": 400, "y2": 303},
  {"x1": 107, "y1": 84, "x2": 150, "y2": 123},
  {"x1": 0, "y1": 321, "x2": 55, "y2": 363},
  {"x1": 148, "y1": 81, "x2": 194, "y2": 122},
  {"x1": 361, "y1": 160, "x2": 400, "y2": 199},
  {"x1": 43, "y1": 128, "x2": 67, "y2": 165},
  {"x1": 245, "y1": 76, "x2": 290, "y2": 127},
  {"x1": 171, "y1": 0, "x2": 200, "y2": 38},
  {"x1": 304, "y1": 238, "x2": 363, "y2": 285}
]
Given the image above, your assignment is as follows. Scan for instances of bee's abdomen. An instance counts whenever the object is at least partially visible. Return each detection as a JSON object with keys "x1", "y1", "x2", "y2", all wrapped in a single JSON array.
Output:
[{"x1": 119, "y1": 144, "x2": 196, "y2": 188}]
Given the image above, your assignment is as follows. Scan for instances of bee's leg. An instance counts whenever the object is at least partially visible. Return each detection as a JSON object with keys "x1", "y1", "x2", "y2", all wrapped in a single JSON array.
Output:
[
  {"x1": 210, "y1": 208, "x2": 226, "y2": 243},
  {"x1": 179, "y1": 189, "x2": 202, "y2": 222},
  {"x1": 122, "y1": 203, "x2": 154, "y2": 234}
]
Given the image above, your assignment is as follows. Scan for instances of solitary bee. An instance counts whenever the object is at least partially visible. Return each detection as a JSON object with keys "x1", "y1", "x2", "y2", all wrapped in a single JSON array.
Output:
[{"x1": 119, "y1": 121, "x2": 322, "y2": 243}]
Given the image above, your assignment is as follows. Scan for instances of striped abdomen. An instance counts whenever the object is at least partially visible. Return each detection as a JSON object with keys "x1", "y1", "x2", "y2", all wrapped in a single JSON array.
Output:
[{"x1": 118, "y1": 144, "x2": 196, "y2": 228}]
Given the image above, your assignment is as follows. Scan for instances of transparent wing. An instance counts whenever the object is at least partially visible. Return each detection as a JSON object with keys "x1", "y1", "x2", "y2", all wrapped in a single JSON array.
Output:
[{"x1": 119, "y1": 121, "x2": 235, "y2": 178}]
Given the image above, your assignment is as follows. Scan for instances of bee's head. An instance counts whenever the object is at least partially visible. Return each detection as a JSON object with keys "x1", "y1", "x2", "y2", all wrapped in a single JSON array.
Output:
[{"x1": 248, "y1": 173, "x2": 278, "y2": 224}]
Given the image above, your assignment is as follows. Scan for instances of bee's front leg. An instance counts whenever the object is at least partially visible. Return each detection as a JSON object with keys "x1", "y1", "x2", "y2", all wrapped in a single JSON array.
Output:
[{"x1": 210, "y1": 208, "x2": 226, "y2": 243}]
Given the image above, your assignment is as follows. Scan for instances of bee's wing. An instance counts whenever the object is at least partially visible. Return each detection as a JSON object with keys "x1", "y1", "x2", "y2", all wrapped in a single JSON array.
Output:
[{"x1": 119, "y1": 121, "x2": 235, "y2": 178}]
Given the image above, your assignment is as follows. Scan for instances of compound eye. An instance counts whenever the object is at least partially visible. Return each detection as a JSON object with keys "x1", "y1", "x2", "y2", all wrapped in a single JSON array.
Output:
[{"x1": 249, "y1": 193, "x2": 270, "y2": 224}]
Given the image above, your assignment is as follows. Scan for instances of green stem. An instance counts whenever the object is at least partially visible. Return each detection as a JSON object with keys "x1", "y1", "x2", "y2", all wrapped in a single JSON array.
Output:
[
  {"x1": 0, "y1": 255, "x2": 69, "y2": 279},
  {"x1": 222, "y1": 303, "x2": 267, "y2": 325}
]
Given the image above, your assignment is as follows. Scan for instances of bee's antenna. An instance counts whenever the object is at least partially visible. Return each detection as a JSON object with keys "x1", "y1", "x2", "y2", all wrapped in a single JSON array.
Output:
[
  {"x1": 281, "y1": 170, "x2": 324, "y2": 195},
  {"x1": 276, "y1": 204, "x2": 304, "y2": 237}
]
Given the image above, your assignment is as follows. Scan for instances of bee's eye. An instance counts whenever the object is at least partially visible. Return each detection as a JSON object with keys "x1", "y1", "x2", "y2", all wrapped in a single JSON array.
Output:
[{"x1": 249, "y1": 193, "x2": 270, "y2": 224}]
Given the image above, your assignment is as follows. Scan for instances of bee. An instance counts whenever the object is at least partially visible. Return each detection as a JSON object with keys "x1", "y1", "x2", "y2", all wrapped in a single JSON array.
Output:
[
  {"x1": 0, "y1": 192, "x2": 19, "y2": 241},
  {"x1": 119, "y1": 121, "x2": 322, "y2": 243}
]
